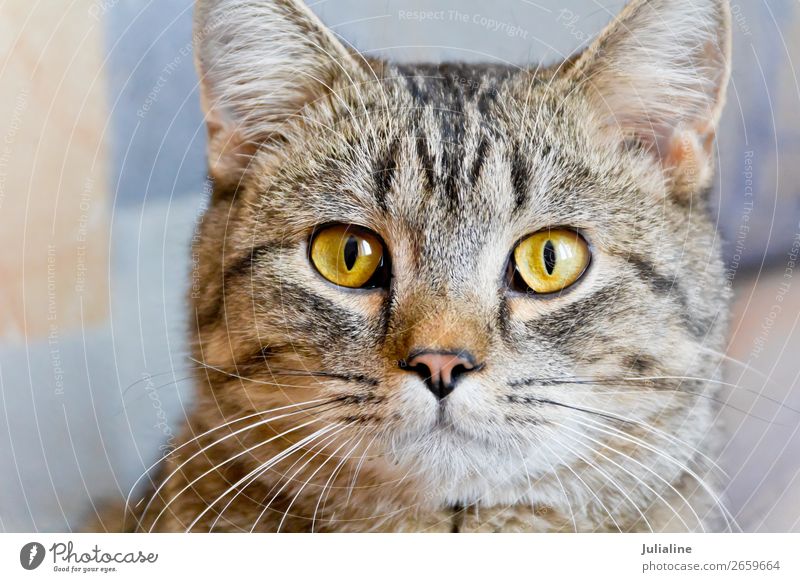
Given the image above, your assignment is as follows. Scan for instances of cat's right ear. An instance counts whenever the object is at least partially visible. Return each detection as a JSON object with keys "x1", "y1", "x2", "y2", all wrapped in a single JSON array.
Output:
[
  {"x1": 569, "y1": 0, "x2": 731, "y2": 199},
  {"x1": 194, "y1": 0, "x2": 368, "y2": 190}
]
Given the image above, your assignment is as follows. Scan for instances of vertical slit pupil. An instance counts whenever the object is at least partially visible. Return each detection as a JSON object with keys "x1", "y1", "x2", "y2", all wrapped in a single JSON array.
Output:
[
  {"x1": 343, "y1": 236, "x2": 359, "y2": 270},
  {"x1": 543, "y1": 240, "x2": 556, "y2": 275}
]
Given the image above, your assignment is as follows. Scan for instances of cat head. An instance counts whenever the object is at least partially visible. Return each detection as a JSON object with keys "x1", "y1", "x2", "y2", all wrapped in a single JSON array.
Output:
[{"x1": 190, "y1": 0, "x2": 732, "y2": 523}]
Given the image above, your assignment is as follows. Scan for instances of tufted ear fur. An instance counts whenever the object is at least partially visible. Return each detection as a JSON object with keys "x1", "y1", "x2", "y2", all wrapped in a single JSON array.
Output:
[
  {"x1": 194, "y1": 0, "x2": 369, "y2": 189},
  {"x1": 570, "y1": 0, "x2": 731, "y2": 198}
]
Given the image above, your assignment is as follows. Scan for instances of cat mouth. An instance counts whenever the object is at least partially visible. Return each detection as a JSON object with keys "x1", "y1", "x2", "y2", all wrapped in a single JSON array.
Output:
[
  {"x1": 435, "y1": 400, "x2": 448, "y2": 424},
  {"x1": 431, "y1": 398, "x2": 459, "y2": 429},
  {"x1": 426, "y1": 406, "x2": 497, "y2": 446}
]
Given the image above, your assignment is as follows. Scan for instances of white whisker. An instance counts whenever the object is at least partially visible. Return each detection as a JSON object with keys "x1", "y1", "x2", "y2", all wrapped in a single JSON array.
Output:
[
  {"x1": 275, "y1": 425, "x2": 359, "y2": 532},
  {"x1": 553, "y1": 420, "x2": 698, "y2": 532},
  {"x1": 574, "y1": 414, "x2": 738, "y2": 532},
  {"x1": 537, "y1": 433, "x2": 623, "y2": 533},
  {"x1": 312, "y1": 428, "x2": 370, "y2": 532},
  {"x1": 186, "y1": 423, "x2": 341, "y2": 533},
  {"x1": 126, "y1": 397, "x2": 333, "y2": 520}
]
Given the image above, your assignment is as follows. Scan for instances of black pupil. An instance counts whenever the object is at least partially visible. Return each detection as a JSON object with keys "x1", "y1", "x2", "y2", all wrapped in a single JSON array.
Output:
[
  {"x1": 343, "y1": 236, "x2": 359, "y2": 270},
  {"x1": 543, "y1": 240, "x2": 556, "y2": 275}
]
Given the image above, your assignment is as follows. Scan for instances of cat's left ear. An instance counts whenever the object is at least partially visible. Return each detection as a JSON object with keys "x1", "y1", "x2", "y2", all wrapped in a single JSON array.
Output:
[{"x1": 570, "y1": 0, "x2": 731, "y2": 198}]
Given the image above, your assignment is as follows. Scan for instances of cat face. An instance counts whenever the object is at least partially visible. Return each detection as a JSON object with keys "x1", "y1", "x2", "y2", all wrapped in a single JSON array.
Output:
[{"x1": 190, "y1": 0, "x2": 732, "y2": 523}]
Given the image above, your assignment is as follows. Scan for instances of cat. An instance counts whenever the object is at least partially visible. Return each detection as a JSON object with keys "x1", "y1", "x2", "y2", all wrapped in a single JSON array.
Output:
[{"x1": 124, "y1": 0, "x2": 734, "y2": 532}]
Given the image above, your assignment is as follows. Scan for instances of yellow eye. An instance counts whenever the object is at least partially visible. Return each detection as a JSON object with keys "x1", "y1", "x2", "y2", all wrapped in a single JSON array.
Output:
[
  {"x1": 310, "y1": 225, "x2": 386, "y2": 289},
  {"x1": 513, "y1": 229, "x2": 590, "y2": 294}
]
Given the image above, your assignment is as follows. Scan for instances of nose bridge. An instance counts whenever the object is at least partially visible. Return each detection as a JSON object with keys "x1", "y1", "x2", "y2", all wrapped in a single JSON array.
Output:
[{"x1": 389, "y1": 290, "x2": 491, "y2": 365}]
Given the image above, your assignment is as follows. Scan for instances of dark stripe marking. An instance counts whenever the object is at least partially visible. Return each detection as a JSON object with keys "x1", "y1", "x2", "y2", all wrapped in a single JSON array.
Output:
[
  {"x1": 415, "y1": 133, "x2": 437, "y2": 193},
  {"x1": 373, "y1": 135, "x2": 400, "y2": 210},
  {"x1": 222, "y1": 243, "x2": 277, "y2": 286},
  {"x1": 509, "y1": 144, "x2": 530, "y2": 210},
  {"x1": 623, "y1": 254, "x2": 709, "y2": 338},
  {"x1": 470, "y1": 135, "x2": 490, "y2": 188}
]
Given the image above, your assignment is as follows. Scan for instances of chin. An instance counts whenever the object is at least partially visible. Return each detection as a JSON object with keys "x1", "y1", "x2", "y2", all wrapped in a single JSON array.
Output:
[{"x1": 383, "y1": 419, "x2": 540, "y2": 508}]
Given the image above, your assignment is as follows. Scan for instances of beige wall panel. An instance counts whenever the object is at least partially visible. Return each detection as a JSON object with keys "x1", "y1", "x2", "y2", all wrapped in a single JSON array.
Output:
[{"x1": 0, "y1": 0, "x2": 109, "y2": 341}]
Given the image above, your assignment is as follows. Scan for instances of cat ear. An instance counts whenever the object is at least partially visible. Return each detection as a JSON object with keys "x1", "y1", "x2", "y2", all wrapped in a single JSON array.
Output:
[
  {"x1": 570, "y1": 0, "x2": 731, "y2": 197},
  {"x1": 194, "y1": 0, "x2": 367, "y2": 188}
]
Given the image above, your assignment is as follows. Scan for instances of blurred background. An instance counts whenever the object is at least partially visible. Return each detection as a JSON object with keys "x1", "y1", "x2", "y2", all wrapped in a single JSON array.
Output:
[{"x1": 0, "y1": 0, "x2": 799, "y2": 532}]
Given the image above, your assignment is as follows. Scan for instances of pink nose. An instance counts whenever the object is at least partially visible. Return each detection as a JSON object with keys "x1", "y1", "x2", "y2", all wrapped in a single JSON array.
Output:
[{"x1": 402, "y1": 350, "x2": 481, "y2": 400}]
